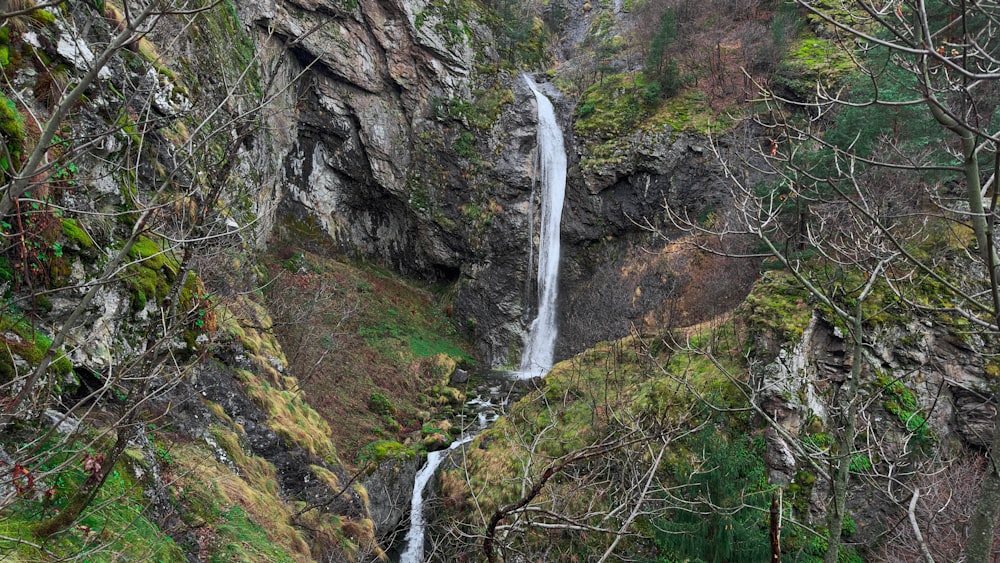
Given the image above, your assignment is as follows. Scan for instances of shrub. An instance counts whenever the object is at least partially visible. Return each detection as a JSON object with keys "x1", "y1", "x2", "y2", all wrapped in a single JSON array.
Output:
[{"x1": 367, "y1": 393, "x2": 395, "y2": 416}]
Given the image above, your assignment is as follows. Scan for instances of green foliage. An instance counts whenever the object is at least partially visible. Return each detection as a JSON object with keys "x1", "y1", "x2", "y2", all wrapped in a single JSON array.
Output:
[
  {"x1": 644, "y1": 9, "x2": 681, "y2": 100},
  {"x1": 481, "y1": 0, "x2": 548, "y2": 67},
  {"x1": 788, "y1": 470, "x2": 816, "y2": 516},
  {"x1": 652, "y1": 430, "x2": 772, "y2": 562},
  {"x1": 367, "y1": 392, "x2": 396, "y2": 416},
  {"x1": 282, "y1": 251, "x2": 315, "y2": 273},
  {"x1": 784, "y1": 523, "x2": 865, "y2": 563},
  {"x1": 823, "y1": 57, "x2": 948, "y2": 161},
  {"x1": 446, "y1": 86, "x2": 514, "y2": 130},
  {"x1": 0, "y1": 439, "x2": 183, "y2": 562},
  {"x1": 878, "y1": 376, "x2": 931, "y2": 440},
  {"x1": 849, "y1": 453, "x2": 872, "y2": 472},
  {"x1": 452, "y1": 130, "x2": 477, "y2": 159}
]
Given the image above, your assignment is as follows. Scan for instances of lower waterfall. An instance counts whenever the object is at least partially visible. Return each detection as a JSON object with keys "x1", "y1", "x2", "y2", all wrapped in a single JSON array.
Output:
[{"x1": 397, "y1": 433, "x2": 476, "y2": 563}]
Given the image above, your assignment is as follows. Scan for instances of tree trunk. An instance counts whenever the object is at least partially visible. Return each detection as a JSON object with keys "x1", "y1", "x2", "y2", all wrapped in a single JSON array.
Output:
[
  {"x1": 926, "y1": 97, "x2": 1000, "y2": 563},
  {"x1": 824, "y1": 300, "x2": 865, "y2": 563}
]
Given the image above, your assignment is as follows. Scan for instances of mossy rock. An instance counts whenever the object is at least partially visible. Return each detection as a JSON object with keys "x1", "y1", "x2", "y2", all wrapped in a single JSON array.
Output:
[
  {"x1": 0, "y1": 314, "x2": 73, "y2": 384},
  {"x1": 123, "y1": 236, "x2": 180, "y2": 311},
  {"x1": 357, "y1": 440, "x2": 415, "y2": 465},
  {"x1": 0, "y1": 95, "x2": 25, "y2": 176},
  {"x1": 774, "y1": 35, "x2": 856, "y2": 100},
  {"x1": 435, "y1": 385, "x2": 465, "y2": 406},
  {"x1": 421, "y1": 432, "x2": 451, "y2": 451},
  {"x1": 738, "y1": 272, "x2": 813, "y2": 349},
  {"x1": 61, "y1": 218, "x2": 94, "y2": 251},
  {"x1": 128, "y1": 236, "x2": 178, "y2": 272}
]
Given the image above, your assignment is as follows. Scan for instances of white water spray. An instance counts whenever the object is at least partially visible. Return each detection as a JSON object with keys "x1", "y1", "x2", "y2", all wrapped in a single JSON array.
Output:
[
  {"x1": 518, "y1": 75, "x2": 567, "y2": 378},
  {"x1": 398, "y1": 433, "x2": 475, "y2": 563}
]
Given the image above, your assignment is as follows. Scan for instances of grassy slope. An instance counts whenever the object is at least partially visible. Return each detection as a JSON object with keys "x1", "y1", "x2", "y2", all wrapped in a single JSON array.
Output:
[{"x1": 262, "y1": 247, "x2": 474, "y2": 465}]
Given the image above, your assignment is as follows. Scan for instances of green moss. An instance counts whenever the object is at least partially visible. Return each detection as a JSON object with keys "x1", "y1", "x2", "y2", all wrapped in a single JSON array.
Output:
[
  {"x1": 61, "y1": 218, "x2": 95, "y2": 249},
  {"x1": 123, "y1": 236, "x2": 180, "y2": 311},
  {"x1": 29, "y1": 8, "x2": 56, "y2": 25},
  {"x1": 574, "y1": 73, "x2": 650, "y2": 142},
  {"x1": 124, "y1": 262, "x2": 171, "y2": 311},
  {"x1": 0, "y1": 313, "x2": 73, "y2": 383},
  {"x1": 775, "y1": 35, "x2": 856, "y2": 99},
  {"x1": 653, "y1": 91, "x2": 734, "y2": 133},
  {"x1": 739, "y1": 272, "x2": 813, "y2": 346},
  {"x1": 128, "y1": 236, "x2": 177, "y2": 272},
  {"x1": 357, "y1": 440, "x2": 416, "y2": 465},
  {"x1": 0, "y1": 94, "x2": 25, "y2": 175}
]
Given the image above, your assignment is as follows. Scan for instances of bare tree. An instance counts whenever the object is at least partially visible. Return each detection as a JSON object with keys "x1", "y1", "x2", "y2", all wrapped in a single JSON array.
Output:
[
  {"x1": 649, "y1": 0, "x2": 1000, "y2": 559},
  {"x1": 0, "y1": 0, "x2": 300, "y2": 550}
]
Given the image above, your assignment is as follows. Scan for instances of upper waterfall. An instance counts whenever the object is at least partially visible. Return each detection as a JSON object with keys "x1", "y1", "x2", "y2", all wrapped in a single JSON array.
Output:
[{"x1": 518, "y1": 75, "x2": 568, "y2": 378}]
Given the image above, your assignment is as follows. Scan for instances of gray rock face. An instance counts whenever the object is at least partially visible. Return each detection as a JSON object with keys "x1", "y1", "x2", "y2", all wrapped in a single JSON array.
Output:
[
  {"x1": 362, "y1": 456, "x2": 421, "y2": 542},
  {"x1": 754, "y1": 315, "x2": 991, "y2": 542}
]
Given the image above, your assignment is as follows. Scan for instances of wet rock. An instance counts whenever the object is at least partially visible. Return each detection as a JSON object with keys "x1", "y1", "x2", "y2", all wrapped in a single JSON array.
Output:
[
  {"x1": 362, "y1": 456, "x2": 421, "y2": 543},
  {"x1": 450, "y1": 369, "x2": 469, "y2": 385},
  {"x1": 953, "y1": 386, "x2": 996, "y2": 448}
]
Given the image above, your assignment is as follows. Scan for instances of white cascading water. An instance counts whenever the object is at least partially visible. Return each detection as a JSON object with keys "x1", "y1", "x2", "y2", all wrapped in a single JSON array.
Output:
[
  {"x1": 518, "y1": 75, "x2": 567, "y2": 378},
  {"x1": 398, "y1": 433, "x2": 475, "y2": 563},
  {"x1": 397, "y1": 77, "x2": 566, "y2": 562}
]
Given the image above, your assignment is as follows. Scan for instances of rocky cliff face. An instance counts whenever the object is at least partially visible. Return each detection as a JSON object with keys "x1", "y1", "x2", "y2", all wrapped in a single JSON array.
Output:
[
  {"x1": 242, "y1": 0, "x2": 480, "y2": 276},
  {"x1": 242, "y1": 0, "x2": 742, "y2": 367},
  {"x1": 755, "y1": 307, "x2": 990, "y2": 544}
]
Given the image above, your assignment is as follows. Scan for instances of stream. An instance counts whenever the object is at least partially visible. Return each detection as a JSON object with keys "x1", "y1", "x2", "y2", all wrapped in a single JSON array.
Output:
[{"x1": 397, "y1": 433, "x2": 476, "y2": 563}]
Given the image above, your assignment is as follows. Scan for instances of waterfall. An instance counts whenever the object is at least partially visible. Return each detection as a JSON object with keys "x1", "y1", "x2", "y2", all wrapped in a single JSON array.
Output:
[
  {"x1": 398, "y1": 434, "x2": 475, "y2": 563},
  {"x1": 396, "y1": 77, "x2": 567, "y2": 562},
  {"x1": 518, "y1": 75, "x2": 567, "y2": 378}
]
